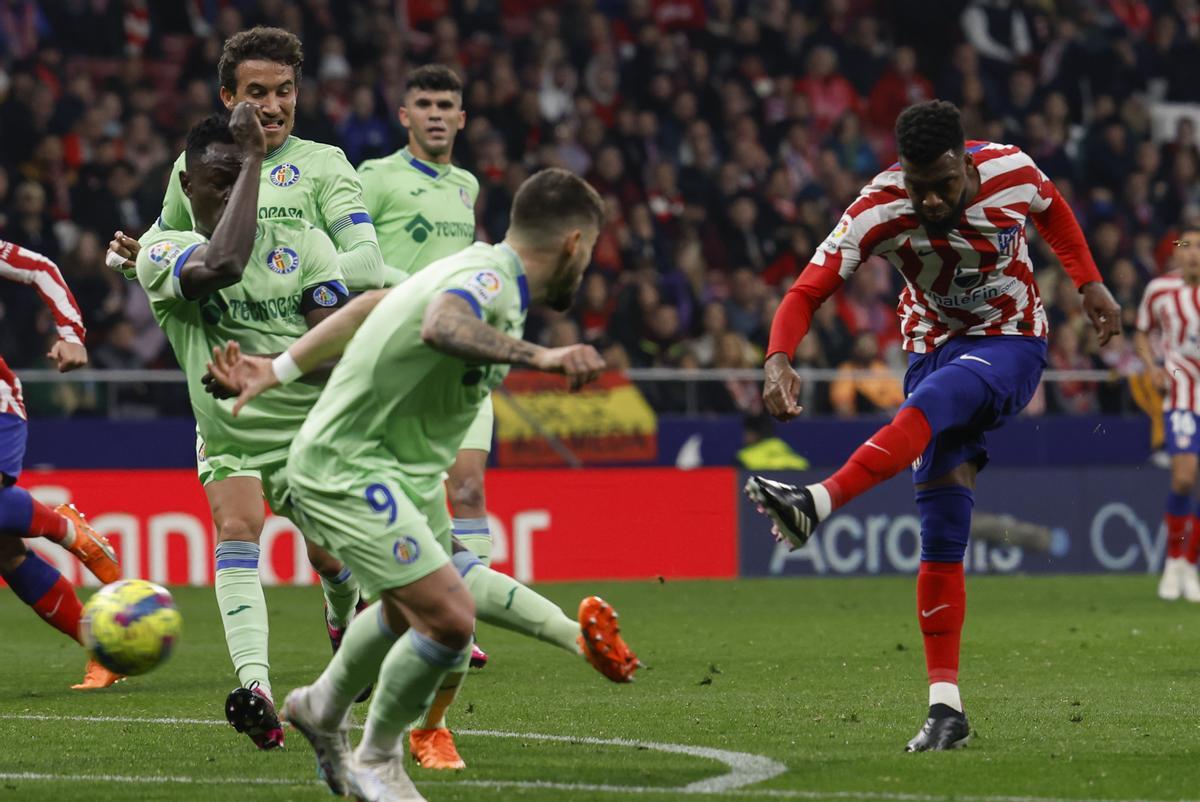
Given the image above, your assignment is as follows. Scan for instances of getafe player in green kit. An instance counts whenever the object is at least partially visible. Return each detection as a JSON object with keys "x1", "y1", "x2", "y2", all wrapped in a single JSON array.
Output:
[
  {"x1": 136, "y1": 105, "x2": 356, "y2": 750},
  {"x1": 114, "y1": 27, "x2": 379, "y2": 747},
  {"x1": 207, "y1": 169, "x2": 639, "y2": 799},
  {"x1": 358, "y1": 65, "x2": 494, "y2": 768},
  {"x1": 112, "y1": 27, "x2": 383, "y2": 289}
]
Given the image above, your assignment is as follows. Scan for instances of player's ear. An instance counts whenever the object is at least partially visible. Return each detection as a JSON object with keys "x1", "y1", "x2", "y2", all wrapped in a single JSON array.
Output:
[
  {"x1": 219, "y1": 85, "x2": 236, "y2": 110},
  {"x1": 398, "y1": 104, "x2": 410, "y2": 129},
  {"x1": 563, "y1": 228, "x2": 582, "y2": 260},
  {"x1": 180, "y1": 170, "x2": 193, "y2": 199}
]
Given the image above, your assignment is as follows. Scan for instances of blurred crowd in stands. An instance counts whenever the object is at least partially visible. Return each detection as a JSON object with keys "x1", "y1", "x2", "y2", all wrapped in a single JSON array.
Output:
[{"x1": 0, "y1": 0, "x2": 1197, "y2": 418}]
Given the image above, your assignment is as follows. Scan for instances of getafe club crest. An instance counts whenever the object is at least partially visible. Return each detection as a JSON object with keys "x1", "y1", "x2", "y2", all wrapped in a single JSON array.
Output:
[
  {"x1": 460, "y1": 187, "x2": 474, "y2": 209},
  {"x1": 393, "y1": 536, "x2": 421, "y2": 565},
  {"x1": 266, "y1": 247, "x2": 300, "y2": 274},
  {"x1": 269, "y1": 163, "x2": 301, "y2": 187}
]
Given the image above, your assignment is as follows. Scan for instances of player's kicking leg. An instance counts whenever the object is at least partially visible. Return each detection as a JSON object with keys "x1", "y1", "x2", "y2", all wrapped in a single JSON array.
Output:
[
  {"x1": 0, "y1": 538, "x2": 124, "y2": 689},
  {"x1": 1157, "y1": 435, "x2": 1200, "y2": 601},
  {"x1": 746, "y1": 337, "x2": 1045, "y2": 752},
  {"x1": 450, "y1": 544, "x2": 639, "y2": 682}
]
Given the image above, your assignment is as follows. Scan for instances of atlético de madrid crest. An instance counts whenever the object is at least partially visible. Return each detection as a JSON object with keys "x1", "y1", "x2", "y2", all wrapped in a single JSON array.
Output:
[{"x1": 269, "y1": 163, "x2": 301, "y2": 187}]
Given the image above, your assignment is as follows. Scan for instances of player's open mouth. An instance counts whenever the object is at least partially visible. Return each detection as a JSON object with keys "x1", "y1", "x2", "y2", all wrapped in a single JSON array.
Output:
[{"x1": 262, "y1": 121, "x2": 284, "y2": 131}]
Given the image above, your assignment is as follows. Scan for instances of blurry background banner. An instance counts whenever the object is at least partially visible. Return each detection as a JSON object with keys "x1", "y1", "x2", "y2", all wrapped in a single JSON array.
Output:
[{"x1": 493, "y1": 370, "x2": 657, "y2": 467}]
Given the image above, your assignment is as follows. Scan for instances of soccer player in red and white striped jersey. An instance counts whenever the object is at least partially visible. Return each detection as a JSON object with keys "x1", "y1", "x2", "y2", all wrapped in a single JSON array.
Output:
[
  {"x1": 0, "y1": 239, "x2": 124, "y2": 689},
  {"x1": 1135, "y1": 229, "x2": 1200, "y2": 601},
  {"x1": 746, "y1": 101, "x2": 1122, "y2": 751}
]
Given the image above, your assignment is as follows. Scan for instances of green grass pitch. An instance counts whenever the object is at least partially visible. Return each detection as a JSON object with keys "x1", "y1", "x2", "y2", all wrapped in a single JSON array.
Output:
[{"x1": 0, "y1": 575, "x2": 1197, "y2": 801}]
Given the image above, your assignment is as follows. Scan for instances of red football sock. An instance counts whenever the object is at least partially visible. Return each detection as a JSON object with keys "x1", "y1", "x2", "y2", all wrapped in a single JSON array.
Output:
[
  {"x1": 28, "y1": 499, "x2": 69, "y2": 542},
  {"x1": 32, "y1": 574, "x2": 84, "y2": 643},
  {"x1": 1187, "y1": 518, "x2": 1200, "y2": 564},
  {"x1": 823, "y1": 406, "x2": 932, "y2": 510},
  {"x1": 917, "y1": 561, "x2": 966, "y2": 685},
  {"x1": 1166, "y1": 514, "x2": 1189, "y2": 559}
]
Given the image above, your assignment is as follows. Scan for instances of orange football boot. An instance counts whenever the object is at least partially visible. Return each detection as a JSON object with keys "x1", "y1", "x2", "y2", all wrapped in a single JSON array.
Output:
[
  {"x1": 71, "y1": 658, "x2": 125, "y2": 690},
  {"x1": 577, "y1": 596, "x2": 640, "y2": 683},
  {"x1": 55, "y1": 504, "x2": 120, "y2": 584},
  {"x1": 409, "y1": 727, "x2": 466, "y2": 770}
]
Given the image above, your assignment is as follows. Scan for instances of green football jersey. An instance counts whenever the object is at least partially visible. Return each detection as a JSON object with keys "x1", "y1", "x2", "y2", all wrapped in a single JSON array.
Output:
[
  {"x1": 291, "y1": 242, "x2": 528, "y2": 483},
  {"x1": 137, "y1": 219, "x2": 344, "y2": 462},
  {"x1": 145, "y1": 136, "x2": 379, "y2": 288},
  {"x1": 358, "y1": 147, "x2": 478, "y2": 283}
]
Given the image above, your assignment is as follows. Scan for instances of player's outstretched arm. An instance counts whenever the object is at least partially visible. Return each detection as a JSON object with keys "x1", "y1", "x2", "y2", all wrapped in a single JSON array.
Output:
[
  {"x1": 1030, "y1": 180, "x2": 1121, "y2": 345},
  {"x1": 0, "y1": 240, "x2": 88, "y2": 371},
  {"x1": 176, "y1": 102, "x2": 266, "y2": 299},
  {"x1": 206, "y1": 288, "x2": 391, "y2": 413},
  {"x1": 762, "y1": 263, "x2": 843, "y2": 421},
  {"x1": 422, "y1": 293, "x2": 605, "y2": 390}
]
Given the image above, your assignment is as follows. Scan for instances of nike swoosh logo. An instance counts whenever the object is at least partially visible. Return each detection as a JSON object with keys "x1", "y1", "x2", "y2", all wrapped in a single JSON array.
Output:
[
  {"x1": 959, "y1": 355, "x2": 992, "y2": 366},
  {"x1": 410, "y1": 189, "x2": 426, "y2": 196},
  {"x1": 43, "y1": 596, "x2": 63, "y2": 619},
  {"x1": 921, "y1": 604, "x2": 951, "y2": 618},
  {"x1": 917, "y1": 249, "x2": 935, "y2": 256},
  {"x1": 226, "y1": 605, "x2": 252, "y2": 616},
  {"x1": 864, "y1": 439, "x2": 892, "y2": 456}
]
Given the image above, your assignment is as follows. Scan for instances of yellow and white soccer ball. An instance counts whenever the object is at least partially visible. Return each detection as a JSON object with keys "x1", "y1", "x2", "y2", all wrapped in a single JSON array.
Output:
[{"x1": 80, "y1": 579, "x2": 183, "y2": 676}]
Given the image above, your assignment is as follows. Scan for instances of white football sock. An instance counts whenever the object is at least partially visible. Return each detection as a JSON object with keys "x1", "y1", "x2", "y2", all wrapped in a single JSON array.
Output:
[
  {"x1": 929, "y1": 681, "x2": 962, "y2": 713},
  {"x1": 806, "y1": 483, "x2": 832, "y2": 521}
]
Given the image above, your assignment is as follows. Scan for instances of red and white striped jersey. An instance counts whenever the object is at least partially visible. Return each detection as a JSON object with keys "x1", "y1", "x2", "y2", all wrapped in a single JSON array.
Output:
[
  {"x1": 0, "y1": 240, "x2": 86, "y2": 346},
  {"x1": 1137, "y1": 274, "x2": 1200, "y2": 413},
  {"x1": 0, "y1": 356, "x2": 25, "y2": 420},
  {"x1": 812, "y1": 141, "x2": 1053, "y2": 353},
  {"x1": 0, "y1": 239, "x2": 87, "y2": 421}
]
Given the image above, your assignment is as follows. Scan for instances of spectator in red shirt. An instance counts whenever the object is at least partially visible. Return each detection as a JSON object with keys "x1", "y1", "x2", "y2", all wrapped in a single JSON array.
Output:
[
  {"x1": 794, "y1": 46, "x2": 860, "y2": 135},
  {"x1": 867, "y1": 46, "x2": 934, "y2": 150}
]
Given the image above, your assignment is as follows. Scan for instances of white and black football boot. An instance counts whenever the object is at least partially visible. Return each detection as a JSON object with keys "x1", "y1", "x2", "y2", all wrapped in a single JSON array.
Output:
[
  {"x1": 743, "y1": 476, "x2": 819, "y2": 549},
  {"x1": 905, "y1": 704, "x2": 970, "y2": 752}
]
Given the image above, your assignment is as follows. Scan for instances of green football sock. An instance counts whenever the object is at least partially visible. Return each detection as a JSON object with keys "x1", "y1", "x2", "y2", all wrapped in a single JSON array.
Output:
[
  {"x1": 360, "y1": 630, "x2": 469, "y2": 761},
  {"x1": 453, "y1": 552, "x2": 579, "y2": 655},
  {"x1": 214, "y1": 541, "x2": 271, "y2": 695},
  {"x1": 320, "y1": 564, "x2": 361, "y2": 628},
  {"x1": 309, "y1": 601, "x2": 397, "y2": 730},
  {"x1": 452, "y1": 516, "x2": 492, "y2": 566}
]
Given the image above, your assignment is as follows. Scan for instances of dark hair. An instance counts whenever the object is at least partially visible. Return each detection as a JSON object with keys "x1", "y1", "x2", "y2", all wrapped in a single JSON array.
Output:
[
  {"x1": 405, "y1": 64, "x2": 463, "y2": 94},
  {"x1": 184, "y1": 113, "x2": 234, "y2": 168},
  {"x1": 511, "y1": 168, "x2": 605, "y2": 238},
  {"x1": 895, "y1": 100, "x2": 965, "y2": 165},
  {"x1": 218, "y1": 27, "x2": 303, "y2": 93}
]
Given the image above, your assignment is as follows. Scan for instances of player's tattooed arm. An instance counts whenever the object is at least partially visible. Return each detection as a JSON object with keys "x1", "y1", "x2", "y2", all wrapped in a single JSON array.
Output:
[
  {"x1": 178, "y1": 102, "x2": 266, "y2": 299},
  {"x1": 422, "y1": 293, "x2": 606, "y2": 390}
]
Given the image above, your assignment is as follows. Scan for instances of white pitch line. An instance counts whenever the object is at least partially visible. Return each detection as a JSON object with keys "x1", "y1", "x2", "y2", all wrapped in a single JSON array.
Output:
[
  {"x1": 0, "y1": 715, "x2": 1194, "y2": 802},
  {"x1": 0, "y1": 713, "x2": 784, "y2": 794}
]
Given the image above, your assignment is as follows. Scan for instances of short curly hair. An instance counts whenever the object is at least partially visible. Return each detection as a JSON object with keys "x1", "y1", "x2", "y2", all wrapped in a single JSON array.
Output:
[
  {"x1": 895, "y1": 100, "x2": 964, "y2": 165},
  {"x1": 218, "y1": 27, "x2": 303, "y2": 93},
  {"x1": 184, "y1": 113, "x2": 234, "y2": 168}
]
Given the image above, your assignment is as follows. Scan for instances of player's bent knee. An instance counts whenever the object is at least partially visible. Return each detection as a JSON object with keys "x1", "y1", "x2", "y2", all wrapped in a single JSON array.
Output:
[
  {"x1": 214, "y1": 517, "x2": 261, "y2": 543},
  {"x1": 448, "y1": 476, "x2": 485, "y2": 517},
  {"x1": 915, "y1": 484, "x2": 975, "y2": 563},
  {"x1": 430, "y1": 589, "x2": 476, "y2": 649}
]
